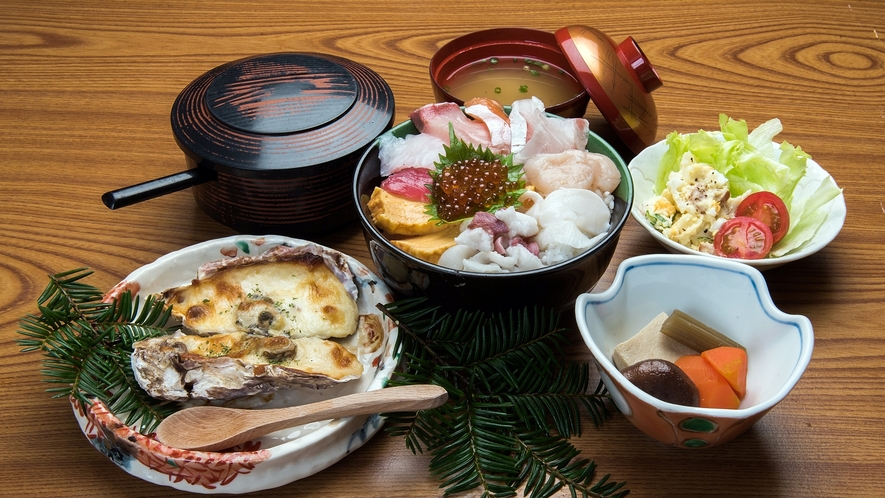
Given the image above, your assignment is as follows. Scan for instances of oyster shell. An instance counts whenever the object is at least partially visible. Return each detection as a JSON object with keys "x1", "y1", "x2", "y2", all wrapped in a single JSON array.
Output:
[
  {"x1": 160, "y1": 244, "x2": 359, "y2": 340},
  {"x1": 131, "y1": 331, "x2": 364, "y2": 401}
]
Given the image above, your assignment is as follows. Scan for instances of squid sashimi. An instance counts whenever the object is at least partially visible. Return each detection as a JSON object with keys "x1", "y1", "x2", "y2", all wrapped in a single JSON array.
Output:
[
  {"x1": 378, "y1": 132, "x2": 447, "y2": 177},
  {"x1": 510, "y1": 97, "x2": 590, "y2": 165},
  {"x1": 525, "y1": 189, "x2": 612, "y2": 265},
  {"x1": 410, "y1": 102, "x2": 492, "y2": 151},
  {"x1": 464, "y1": 97, "x2": 511, "y2": 154},
  {"x1": 523, "y1": 150, "x2": 621, "y2": 197}
]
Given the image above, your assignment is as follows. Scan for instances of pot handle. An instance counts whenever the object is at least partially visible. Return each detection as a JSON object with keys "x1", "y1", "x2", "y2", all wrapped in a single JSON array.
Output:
[{"x1": 102, "y1": 168, "x2": 216, "y2": 209}]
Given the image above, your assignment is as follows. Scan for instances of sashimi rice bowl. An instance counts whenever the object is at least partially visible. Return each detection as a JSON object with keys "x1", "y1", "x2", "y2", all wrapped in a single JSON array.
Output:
[{"x1": 353, "y1": 97, "x2": 633, "y2": 309}]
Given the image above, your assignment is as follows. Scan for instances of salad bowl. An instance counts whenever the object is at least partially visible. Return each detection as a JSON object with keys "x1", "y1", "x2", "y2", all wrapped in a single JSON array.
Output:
[
  {"x1": 575, "y1": 254, "x2": 814, "y2": 448},
  {"x1": 629, "y1": 125, "x2": 846, "y2": 270},
  {"x1": 72, "y1": 235, "x2": 399, "y2": 494}
]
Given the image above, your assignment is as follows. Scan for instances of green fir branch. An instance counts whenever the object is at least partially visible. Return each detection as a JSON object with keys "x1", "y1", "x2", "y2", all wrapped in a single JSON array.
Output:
[
  {"x1": 378, "y1": 298, "x2": 628, "y2": 498},
  {"x1": 16, "y1": 268, "x2": 178, "y2": 433}
]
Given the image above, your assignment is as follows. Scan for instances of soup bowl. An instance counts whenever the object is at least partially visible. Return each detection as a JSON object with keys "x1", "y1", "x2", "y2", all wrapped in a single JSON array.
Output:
[
  {"x1": 430, "y1": 28, "x2": 590, "y2": 118},
  {"x1": 575, "y1": 254, "x2": 814, "y2": 448},
  {"x1": 352, "y1": 116, "x2": 633, "y2": 311}
]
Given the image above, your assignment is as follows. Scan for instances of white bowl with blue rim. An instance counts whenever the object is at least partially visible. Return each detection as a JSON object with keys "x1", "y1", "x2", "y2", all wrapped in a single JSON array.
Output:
[{"x1": 575, "y1": 253, "x2": 813, "y2": 448}]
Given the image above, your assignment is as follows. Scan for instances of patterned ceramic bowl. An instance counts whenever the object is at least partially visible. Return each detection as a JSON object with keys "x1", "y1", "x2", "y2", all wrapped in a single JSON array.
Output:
[
  {"x1": 72, "y1": 235, "x2": 398, "y2": 493},
  {"x1": 574, "y1": 254, "x2": 814, "y2": 448}
]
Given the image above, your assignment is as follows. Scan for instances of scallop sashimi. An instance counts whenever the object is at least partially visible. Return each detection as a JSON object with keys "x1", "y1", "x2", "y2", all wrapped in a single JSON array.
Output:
[{"x1": 524, "y1": 149, "x2": 621, "y2": 197}]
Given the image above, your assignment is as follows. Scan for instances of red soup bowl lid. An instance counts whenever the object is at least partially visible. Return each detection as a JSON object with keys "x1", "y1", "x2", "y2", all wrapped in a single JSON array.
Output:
[{"x1": 555, "y1": 26, "x2": 662, "y2": 154}]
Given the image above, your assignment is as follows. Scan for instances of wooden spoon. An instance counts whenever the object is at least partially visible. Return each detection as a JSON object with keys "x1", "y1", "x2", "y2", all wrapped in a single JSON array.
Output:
[{"x1": 154, "y1": 384, "x2": 448, "y2": 452}]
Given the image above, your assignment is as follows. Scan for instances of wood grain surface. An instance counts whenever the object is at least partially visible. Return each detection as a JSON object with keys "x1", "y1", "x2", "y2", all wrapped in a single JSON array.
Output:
[{"x1": 1, "y1": 1, "x2": 883, "y2": 496}]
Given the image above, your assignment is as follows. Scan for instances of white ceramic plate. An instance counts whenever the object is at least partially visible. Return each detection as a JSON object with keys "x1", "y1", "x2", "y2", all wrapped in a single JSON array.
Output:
[
  {"x1": 71, "y1": 235, "x2": 398, "y2": 494},
  {"x1": 629, "y1": 138, "x2": 846, "y2": 269}
]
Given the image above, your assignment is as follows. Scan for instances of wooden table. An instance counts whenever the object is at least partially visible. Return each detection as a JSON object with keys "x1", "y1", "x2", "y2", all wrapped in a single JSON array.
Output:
[{"x1": 2, "y1": 1, "x2": 883, "y2": 496}]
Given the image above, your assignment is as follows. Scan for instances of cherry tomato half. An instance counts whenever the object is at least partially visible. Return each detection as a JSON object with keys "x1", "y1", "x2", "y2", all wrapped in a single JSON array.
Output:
[
  {"x1": 714, "y1": 216, "x2": 774, "y2": 259},
  {"x1": 736, "y1": 191, "x2": 790, "y2": 244}
]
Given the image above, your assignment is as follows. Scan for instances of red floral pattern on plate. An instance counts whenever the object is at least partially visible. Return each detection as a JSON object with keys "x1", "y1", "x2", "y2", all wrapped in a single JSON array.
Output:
[{"x1": 74, "y1": 398, "x2": 271, "y2": 489}]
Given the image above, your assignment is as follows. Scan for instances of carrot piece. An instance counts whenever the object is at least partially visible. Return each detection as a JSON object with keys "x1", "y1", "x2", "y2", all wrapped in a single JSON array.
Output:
[
  {"x1": 701, "y1": 346, "x2": 748, "y2": 399},
  {"x1": 674, "y1": 355, "x2": 741, "y2": 409}
]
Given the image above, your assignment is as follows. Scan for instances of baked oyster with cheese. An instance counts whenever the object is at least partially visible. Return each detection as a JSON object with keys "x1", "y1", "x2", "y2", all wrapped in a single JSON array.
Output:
[{"x1": 131, "y1": 243, "x2": 384, "y2": 401}]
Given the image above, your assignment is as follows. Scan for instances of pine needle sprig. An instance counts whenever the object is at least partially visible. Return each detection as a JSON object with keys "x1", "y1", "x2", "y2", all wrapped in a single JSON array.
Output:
[
  {"x1": 16, "y1": 268, "x2": 178, "y2": 433},
  {"x1": 377, "y1": 298, "x2": 628, "y2": 498}
]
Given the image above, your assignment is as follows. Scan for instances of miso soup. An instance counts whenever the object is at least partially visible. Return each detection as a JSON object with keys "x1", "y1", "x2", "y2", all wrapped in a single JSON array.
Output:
[{"x1": 441, "y1": 57, "x2": 583, "y2": 106}]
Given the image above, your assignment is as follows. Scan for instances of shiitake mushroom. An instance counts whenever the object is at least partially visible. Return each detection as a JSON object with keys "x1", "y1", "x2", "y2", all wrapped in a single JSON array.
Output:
[{"x1": 620, "y1": 359, "x2": 700, "y2": 407}]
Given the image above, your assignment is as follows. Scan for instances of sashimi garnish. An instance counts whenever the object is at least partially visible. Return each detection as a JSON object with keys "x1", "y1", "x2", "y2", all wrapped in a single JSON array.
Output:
[{"x1": 426, "y1": 125, "x2": 525, "y2": 223}]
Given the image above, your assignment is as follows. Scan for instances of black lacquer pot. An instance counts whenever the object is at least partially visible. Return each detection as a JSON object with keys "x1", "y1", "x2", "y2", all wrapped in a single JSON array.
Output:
[{"x1": 103, "y1": 52, "x2": 395, "y2": 235}]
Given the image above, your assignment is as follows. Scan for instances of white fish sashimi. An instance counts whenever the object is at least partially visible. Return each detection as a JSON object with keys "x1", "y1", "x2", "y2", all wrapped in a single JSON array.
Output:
[
  {"x1": 410, "y1": 102, "x2": 492, "y2": 150},
  {"x1": 378, "y1": 133, "x2": 446, "y2": 177},
  {"x1": 509, "y1": 97, "x2": 546, "y2": 155},
  {"x1": 464, "y1": 98, "x2": 511, "y2": 155},
  {"x1": 510, "y1": 97, "x2": 590, "y2": 165}
]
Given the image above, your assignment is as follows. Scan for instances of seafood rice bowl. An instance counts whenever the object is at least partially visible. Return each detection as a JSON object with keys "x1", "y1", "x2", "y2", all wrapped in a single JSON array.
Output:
[{"x1": 353, "y1": 97, "x2": 633, "y2": 310}]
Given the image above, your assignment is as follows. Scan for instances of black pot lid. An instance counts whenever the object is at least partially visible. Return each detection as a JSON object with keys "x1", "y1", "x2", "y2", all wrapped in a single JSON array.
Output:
[{"x1": 171, "y1": 52, "x2": 395, "y2": 175}]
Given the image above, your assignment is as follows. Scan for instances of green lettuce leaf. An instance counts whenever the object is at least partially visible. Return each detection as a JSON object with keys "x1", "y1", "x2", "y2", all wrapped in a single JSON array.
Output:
[{"x1": 655, "y1": 114, "x2": 843, "y2": 256}]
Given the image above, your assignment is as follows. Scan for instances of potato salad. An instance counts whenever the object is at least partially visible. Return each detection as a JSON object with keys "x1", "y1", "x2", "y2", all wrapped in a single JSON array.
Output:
[{"x1": 645, "y1": 153, "x2": 747, "y2": 254}]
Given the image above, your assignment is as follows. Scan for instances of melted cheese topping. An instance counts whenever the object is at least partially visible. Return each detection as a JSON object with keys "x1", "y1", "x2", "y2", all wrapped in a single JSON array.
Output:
[
  {"x1": 164, "y1": 258, "x2": 359, "y2": 339},
  {"x1": 172, "y1": 332, "x2": 363, "y2": 381}
]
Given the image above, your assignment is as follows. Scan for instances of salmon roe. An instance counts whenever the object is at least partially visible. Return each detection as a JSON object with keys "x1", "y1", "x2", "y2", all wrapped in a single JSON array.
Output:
[{"x1": 432, "y1": 157, "x2": 519, "y2": 221}]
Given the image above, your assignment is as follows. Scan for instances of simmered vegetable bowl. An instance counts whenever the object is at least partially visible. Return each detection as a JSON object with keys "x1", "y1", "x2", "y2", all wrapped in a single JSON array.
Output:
[{"x1": 629, "y1": 115, "x2": 846, "y2": 267}]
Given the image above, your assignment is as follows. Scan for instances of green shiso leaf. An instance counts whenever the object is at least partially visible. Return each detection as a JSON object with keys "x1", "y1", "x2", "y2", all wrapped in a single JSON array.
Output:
[{"x1": 425, "y1": 124, "x2": 526, "y2": 224}]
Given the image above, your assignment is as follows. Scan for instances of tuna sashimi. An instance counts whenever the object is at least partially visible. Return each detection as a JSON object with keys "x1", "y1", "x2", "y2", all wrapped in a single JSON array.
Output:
[
  {"x1": 464, "y1": 98, "x2": 511, "y2": 154},
  {"x1": 378, "y1": 132, "x2": 446, "y2": 177},
  {"x1": 380, "y1": 167, "x2": 433, "y2": 202},
  {"x1": 410, "y1": 102, "x2": 492, "y2": 150},
  {"x1": 510, "y1": 97, "x2": 590, "y2": 165}
]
